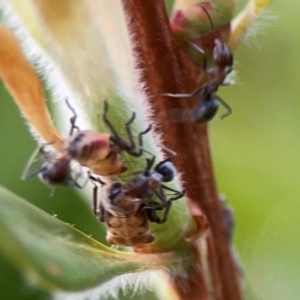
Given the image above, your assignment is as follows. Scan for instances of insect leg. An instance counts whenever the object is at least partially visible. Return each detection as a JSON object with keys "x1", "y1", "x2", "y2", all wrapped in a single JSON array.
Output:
[
  {"x1": 103, "y1": 100, "x2": 124, "y2": 142},
  {"x1": 50, "y1": 186, "x2": 57, "y2": 197},
  {"x1": 65, "y1": 98, "x2": 80, "y2": 136},
  {"x1": 72, "y1": 172, "x2": 91, "y2": 189},
  {"x1": 127, "y1": 124, "x2": 152, "y2": 157},
  {"x1": 89, "y1": 173, "x2": 105, "y2": 215},
  {"x1": 22, "y1": 166, "x2": 47, "y2": 180},
  {"x1": 147, "y1": 201, "x2": 172, "y2": 224},
  {"x1": 91, "y1": 180, "x2": 99, "y2": 216},
  {"x1": 71, "y1": 163, "x2": 86, "y2": 188},
  {"x1": 145, "y1": 156, "x2": 156, "y2": 173},
  {"x1": 98, "y1": 201, "x2": 106, "y2": 222},
  {"x1": 161, "y1": 184, "x2": 184, "y2": 198},
  {"x1": 162, "y1": 85, "x2": 204, "y2": 99},
  {"x1": 213, "y1": 95, "x2": 232, "y2": 120},
  {"x1": 123, "y1": 111, "x2": 137, "y2": 151},
  {"x1": 21, "y1": 146, "x2": 41, "y2": 180}
]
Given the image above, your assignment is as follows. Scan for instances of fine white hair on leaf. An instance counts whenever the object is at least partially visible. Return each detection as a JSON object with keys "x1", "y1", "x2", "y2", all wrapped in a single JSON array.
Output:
[
  {"x1": 241, "y1": 9, "x2": 276, "y2": 49},
  {"x1": 1, "y1": 0, "x2": 192, "y2": 247},
  {"x1": 0, "y1": 1, "x2": 92, "y2": 135},
  {"x1": 53, "y1": 270, "x2": 165, "y2": 300}
]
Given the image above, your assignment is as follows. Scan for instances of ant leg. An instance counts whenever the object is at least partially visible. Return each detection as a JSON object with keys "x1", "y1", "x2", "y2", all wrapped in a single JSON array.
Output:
[
  {"x1": 126, "y1": 124, "x2": 152, "y2": 157},
  {"x1": 21, "y1": 146, "x2": 41, "y2": 180},
  {"x1": 146, "y1": 208, "x2": 160, "y2": 223},
  {"x1": 147, "y1": 201, "x2": 172, "y2": 224},
  {"x1": 88, "y1": 172, "x2": 105, "y2": 215},
  {"x1": 98, "y1": 201, "x2": 106, "y2": 222},
  {"x1": 91, "y1": 180, "x2": 98, "y2": 216},
  {"x1": 157, "y1": 201, "x2": 172, "y2": 224},
  {"x1": 72, "y1": 172, "x2": 90, "y2": 189},
  {"x1": 162, "y1": 85, "x2": 203, "y2": 99},
  {"x1": 22, "y1": 166, "x2": 47, "y2": 180},
  {"x1": 145, "y1": 156, "x2": 156, "y2": 173},
  {"x1": 71, "y1": 163, "x2": 84, "y2": 188},
  {"x1": 213, "y1": 95, "x2": 232, "y2": 120},
  {"x1": 168, "y1": 190, "x2": 185, "y2": 202},
  {"x1": 89, "y1": 174, "x2": 106, "y2": 186},
  {"x1": 123, "y1": 111, "x2": 137, "y2": 151},
  {"x1": 103, "y1": 100, "x2": 124, "y2": 142},
  {"x1": 50, "y1": 186, "x2": 57, "y2": 197},
  {"x1": 154, "y1": 189, "x2": 168, "y2": 206},
  {"x1": 161, "y1": 184, "x2": 184, "y2": 197},
  {"x1": 65, "y1": 98, "x2": 80, "y2": 136}
]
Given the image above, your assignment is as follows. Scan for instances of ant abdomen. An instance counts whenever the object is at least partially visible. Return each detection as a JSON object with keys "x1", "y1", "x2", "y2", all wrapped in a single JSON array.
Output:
[
  {"x1": 156, "y1": 161, "x2": 176, "y2": 182},
  {"x1": 194, "y1": 97, "x2": 218, "y2": 123},
  {"x1": 66, "y1": 131, "x2": 110, "y2": 161}
]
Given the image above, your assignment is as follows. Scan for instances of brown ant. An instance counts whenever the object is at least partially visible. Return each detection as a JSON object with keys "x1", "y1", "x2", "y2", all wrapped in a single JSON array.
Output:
[
  {"x1": 118, "y1": 148, "x2": 184, "y2": 224},
  {"x1": 64, "y1": 99, "x2": 151, "y2": 176},
  {"x1": 96, "y1": 182, "x2": 154, "y2": 246},
  {"x1": 164, "y1": 5, "x2": 233, "y2": 123},
  {"x1": 21, "y1": 144, "x2": 87, "y2": 196},
  {"x1": 93, "y1": 148, "x2": 184, "y2": 246}
]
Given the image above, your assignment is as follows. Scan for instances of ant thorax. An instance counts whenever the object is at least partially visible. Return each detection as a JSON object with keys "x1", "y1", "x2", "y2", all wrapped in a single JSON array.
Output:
[
  {"x1": 66, "y1": 130, "x2": 110, "y2": 161},
  {"x1": 101, "y1": 183, "x2": 140, "y2": 217},
  {"x1": 147, "y1": 172, "x2": 163, "y2": 191}
]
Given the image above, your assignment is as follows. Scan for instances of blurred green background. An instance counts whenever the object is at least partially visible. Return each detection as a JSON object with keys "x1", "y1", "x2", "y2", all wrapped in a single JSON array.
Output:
[{"x1": 0, "y1": 0, "x2": 299, "y2": 299}]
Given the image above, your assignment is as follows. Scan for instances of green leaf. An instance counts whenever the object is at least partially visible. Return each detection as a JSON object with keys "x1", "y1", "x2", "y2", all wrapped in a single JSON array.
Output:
[
  {"x1": 164, "y1": 0, "x2": 175, "y2": 15},
  {"x1": 0, "y1": 186, "x2": 157, "y2": 292}
]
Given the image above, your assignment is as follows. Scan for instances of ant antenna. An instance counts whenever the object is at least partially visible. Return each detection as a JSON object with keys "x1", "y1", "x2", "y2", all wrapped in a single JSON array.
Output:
[
  {"x1": 198, "y1": 4, "x2": 214, "y2": 31},
  {"x1": 21, "y1": 143, "x2": 54, "y2": 180},
  {"x1": 21, "y1": 146, "x2": 41, "y2": 180},
  {"x1": 188, "y1": 4, "x2": 215, "y2": 70},
  {"x1": 65, "y1": 98, "x2": 80, "y2": 136}
]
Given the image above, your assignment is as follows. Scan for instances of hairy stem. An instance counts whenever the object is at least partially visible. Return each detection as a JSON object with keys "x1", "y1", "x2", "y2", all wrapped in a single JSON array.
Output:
[{"x1": 121, "y1": 1, "x2": 242, "y2": 299}]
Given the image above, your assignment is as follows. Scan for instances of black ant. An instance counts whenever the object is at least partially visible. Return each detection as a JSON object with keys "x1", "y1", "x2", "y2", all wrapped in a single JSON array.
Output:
[
  {"x1": 107, "y1": 147, "x2": 184, "y2": 224},
  {"x1": 164, "y1": 5, "x2": 233, "y2": 123},
  {"x1": 93, "y1": 147, "x2": 184, "y2": 246},
  {"x1": 64, "y1": 99, "x2": 151, "y2": 176}
]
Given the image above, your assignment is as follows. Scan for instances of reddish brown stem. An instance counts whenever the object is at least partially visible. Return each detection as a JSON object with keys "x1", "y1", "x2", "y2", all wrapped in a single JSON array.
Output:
[{"x1": 121, "y1": 1, "x2": 242, "y2": 300}]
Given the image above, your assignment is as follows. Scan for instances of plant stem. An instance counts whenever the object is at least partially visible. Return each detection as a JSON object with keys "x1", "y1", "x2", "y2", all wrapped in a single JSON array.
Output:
[{"x1": 121, "y1": 1, "x2": 242, "y2": 299}]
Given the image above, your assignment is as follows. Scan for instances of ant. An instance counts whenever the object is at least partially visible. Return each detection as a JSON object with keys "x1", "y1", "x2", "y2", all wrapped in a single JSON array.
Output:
[
  {"x1": 93, "y1": 147, "x2": 184, "y2": 246},
  {"x1": 95, "y1": 182, "x2": 154, "y2": 246},
  {"x1": 164, "y1": 5, "x2": 233, "y2": 123},
  {"x1": 21, "y1": 144, "x2": 88, "y2": 196},
  {"x1": 119, "y1": 148, "x2": 184, "y2": 224},
  {"x1": 64, "y1": 99, "x2": 151, "y2": 176}
]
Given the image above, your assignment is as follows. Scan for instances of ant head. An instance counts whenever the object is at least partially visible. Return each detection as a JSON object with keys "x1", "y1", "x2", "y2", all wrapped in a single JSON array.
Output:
[
  {"x1": 213, "y1": 39, "x2": 233, "y2": 69},
  {"x1": 194, "y1": 96, "x2": 218, "y2": 123},
  {"x1": 39, "y1": 156, "x2": 70, "y2": 185},
  {"x1": 156, "y1": 161, "x2": 176, "y2": 182}
]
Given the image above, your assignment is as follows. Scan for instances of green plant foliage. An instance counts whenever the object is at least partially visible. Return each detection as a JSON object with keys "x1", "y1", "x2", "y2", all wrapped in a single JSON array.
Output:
[{"x1": 0, "y1": 186, "x2": 156, "y2": 292}]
